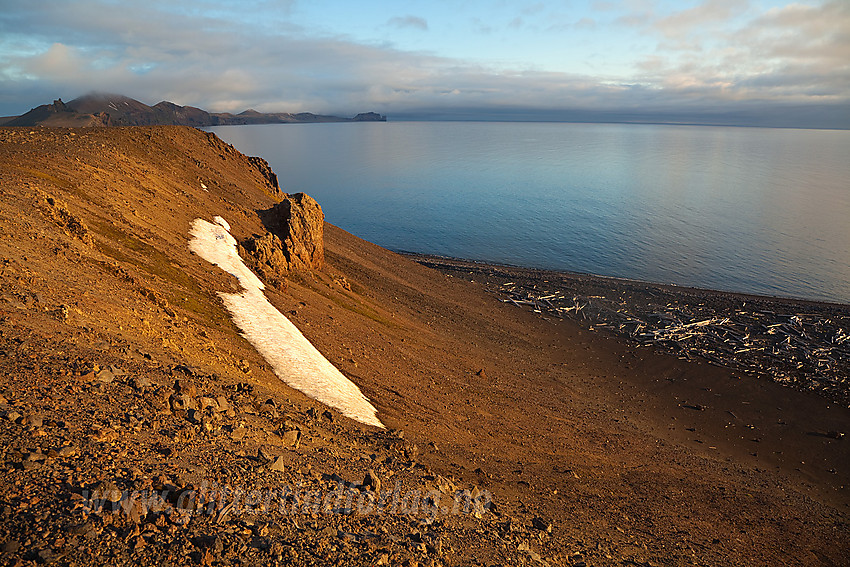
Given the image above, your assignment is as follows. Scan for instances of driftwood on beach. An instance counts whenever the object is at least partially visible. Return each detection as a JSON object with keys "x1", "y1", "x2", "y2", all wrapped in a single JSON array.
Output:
[
  {"x1": 410, "y1": 256, "x2": 850, "y2": 407},
  {"x1": 492, "y1": 280, "x2": 850, "y2": 405}
]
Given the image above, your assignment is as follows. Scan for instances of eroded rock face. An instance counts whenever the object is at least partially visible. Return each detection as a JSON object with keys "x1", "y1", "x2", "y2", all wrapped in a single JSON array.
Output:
[
  {"x1": 241, "y1": 232, "x2": 288, "y2": 283},
  {"x1": 247, "y1": 156, "x2": 279, "y2": 192},
  {"x1": 241, "y1": 193, "x2": 324, "y2": 281},
  {"x1": 275, "y1": 193, "x2": 324, "y2": 271}
]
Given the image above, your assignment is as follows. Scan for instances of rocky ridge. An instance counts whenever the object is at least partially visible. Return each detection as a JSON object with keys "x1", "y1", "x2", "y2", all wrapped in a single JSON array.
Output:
[{"x1": 2, "y1": 94, "x2": 387, "y2": 127}]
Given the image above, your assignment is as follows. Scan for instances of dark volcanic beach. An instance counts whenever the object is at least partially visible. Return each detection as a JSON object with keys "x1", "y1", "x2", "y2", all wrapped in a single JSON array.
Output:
[
  {"x1": 0, "y1": 126, "x2": 847, "y2": 566},
  {"x1": 408, "y1": 254, "x2": 850, "y2": 407}
]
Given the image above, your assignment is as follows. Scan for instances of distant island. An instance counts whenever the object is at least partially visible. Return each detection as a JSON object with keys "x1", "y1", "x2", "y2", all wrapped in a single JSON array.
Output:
[{"x1": 0, "y1": 93, "x2": 386, "y2": 127}]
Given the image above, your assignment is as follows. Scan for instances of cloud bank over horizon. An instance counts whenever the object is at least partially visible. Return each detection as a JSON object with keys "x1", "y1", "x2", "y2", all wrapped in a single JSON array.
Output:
[{"x1": 0, "y1": 0, "x2": 848, "y2": 128}]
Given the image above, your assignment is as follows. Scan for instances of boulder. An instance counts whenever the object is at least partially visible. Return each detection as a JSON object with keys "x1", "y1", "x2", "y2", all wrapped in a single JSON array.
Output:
[
  {"x1": 241, "y1": 193, "x2": 325, "y2": 277},
  {"x1": 362, "y1": 468, "x2": 381, "y2": 495},
  {"x1": 269, "y1": 456, "x2": 286, "y2": 472}
]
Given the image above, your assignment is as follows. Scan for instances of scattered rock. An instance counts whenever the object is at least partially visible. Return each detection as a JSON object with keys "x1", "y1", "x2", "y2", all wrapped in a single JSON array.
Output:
[
  {"x1": 3, "y1": 539, "x2": 20, "y2": 553},
  {"x1": 56, "y1": 445, "x2": 78, "y2": 458},
  {"x1": 231, "y1": 425, "x2": 247, "y2": 441},
  {"x1": 257, "y1": 446, "x2": 276, "y2": 463},
  {"x1": 532, "y1": 516, "x2": 553, "y2": 533},
  {"x1": 269, "y1": 456, "x2": 286, "y2": 472},
  {"x1": 280, "y1": 429, "x2": 301, "y2": 449},
  {"x1": 37, "y1": 547, "x2": 60, "y2": 564},
  {"x1": 170, "y1": 393, "x2": 198, "y2": 413},
  {"x1": 405, "y1": 442, "x2": 419, "y2": 462},
  {"x1": 333, "y1": 275, "x2": 352, "y2": 291},
  {"x1": 174, "y1": 379, "x2": 197, "y2": 397},
  {"x1": 259, "y1": 402, "x2": 278, "y2": 418},
  {"x1": 92, "y1": 480, "x2": 123, "y2": 506},
  {"x1": 362, "y1": 468, "x2": 381, "y2": 495},
  {"x1": 24, "y1": 450, "x2": 46, "y2": 462},
  {"x1": 518, "y1": 541, "x2": 551, "y2": 567},
  {"x1": 96, "y1": 368, "x2": 115, "y2": 384},
  {"x1": 43, "y1": 194, "x2": 93, "y2": 246},
  {"x1": 26, "y1": 413, "x2": 44, "y2": 428},
  {"x1": 120, "y1": 494, "x2": 149, "y2": 524},
  {"x1": 108, "y1": 365, "x2": 127, "y2": 376},
  {"x1": 92, "y1": 428, "x2": 119, "y2": 443},
  {"x1": 434, "y1": 475, "x2": 456, "y2": 494},
  {"x1": 51, "y1": 304, "x2": 69, "y2": 321},
  {"x1": 185, "y1": 408, "x2": 201, "y2": 425}
]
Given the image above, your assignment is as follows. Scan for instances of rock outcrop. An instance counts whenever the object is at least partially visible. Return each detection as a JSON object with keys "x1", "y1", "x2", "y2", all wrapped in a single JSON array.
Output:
[
  {"x1": 240, "y1": 232, "x2": 289, "y2": 284},
  {"x1": 241, "y1": 193, "x2": 324, "y2": 282},
  {"x1": 247, "y1": 156, "x2": 279, "y2": 192},
  {"x1": 274, "y1": 193, "x2": 325, "y2": 271},
  {"x1": 353, "y1": 112, "x2": 387, "y2": 121}
]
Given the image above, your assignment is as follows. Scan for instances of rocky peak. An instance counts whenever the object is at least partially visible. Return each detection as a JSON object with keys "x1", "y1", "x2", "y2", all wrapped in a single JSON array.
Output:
[{"x1": 51, "y1": 99, "x2": 69, "y2": 112}]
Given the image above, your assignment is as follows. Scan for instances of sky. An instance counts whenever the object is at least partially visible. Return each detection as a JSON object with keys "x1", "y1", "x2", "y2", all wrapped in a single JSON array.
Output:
[{"x1": 1, "y1": 0, "x2": 848, "y2": 127}]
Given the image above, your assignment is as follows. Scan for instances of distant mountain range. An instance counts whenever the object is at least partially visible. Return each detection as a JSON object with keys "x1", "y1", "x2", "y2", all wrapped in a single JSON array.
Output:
[{"x1": 0, "y1": 93, "x2": 386, "y2": 127}]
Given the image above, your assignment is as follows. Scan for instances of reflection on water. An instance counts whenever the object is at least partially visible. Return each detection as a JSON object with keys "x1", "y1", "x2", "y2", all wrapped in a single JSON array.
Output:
[{"x1": 208, "y1": 122, "x2": 850, "y2": 304}]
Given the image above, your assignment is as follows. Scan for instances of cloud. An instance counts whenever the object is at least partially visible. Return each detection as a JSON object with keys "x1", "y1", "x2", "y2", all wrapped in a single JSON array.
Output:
[
  {"x1": 744, "y1": 1, "x2": 850, "y2": 68},
  {"x1": 0, "y1": 0, "x2": 847, "y2": 128},
  {"x1": 626, "y1": 0, "x2": 850, "y2": 108},
  {"x1": 387, "y1": 15, "x2": 428, "y2": 31},
  {"x1": 654, "y1": 0, "x2": 749, "y2": 40},
  {"x1": 574, "y1": 17, "x2": 597, "y2": 30},
  {"x1": 508, "y1": 17, "x2": 524, "y2": 30}
]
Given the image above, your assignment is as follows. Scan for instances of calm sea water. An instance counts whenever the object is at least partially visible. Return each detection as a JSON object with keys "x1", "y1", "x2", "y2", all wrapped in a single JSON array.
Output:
[{"x1": 207, "y1": 122, "x2": 850, "y2": 304}]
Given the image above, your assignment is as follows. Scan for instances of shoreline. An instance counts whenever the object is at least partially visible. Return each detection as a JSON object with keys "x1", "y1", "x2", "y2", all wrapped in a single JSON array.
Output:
[
  {"x1": 403, "y1": 252, "x2": 850, "y2": 407},
  {"x1": 399, "y1": 251, "x2": 850, "y2": 308}
]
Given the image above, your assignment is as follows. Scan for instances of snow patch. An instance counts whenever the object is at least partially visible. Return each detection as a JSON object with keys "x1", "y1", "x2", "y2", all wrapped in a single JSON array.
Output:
[
  {"x1": 188, "y1": 218, "x2": 384, "y2": 428},
  {"x1": 213, "y1": 215, "x2": 229, "y2": 231},
  {"x1": 188, "y1": 219, "x2": 264, "y2": 292}
]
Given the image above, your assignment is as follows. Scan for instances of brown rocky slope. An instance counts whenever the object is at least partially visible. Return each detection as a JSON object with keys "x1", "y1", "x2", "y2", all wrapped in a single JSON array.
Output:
[{"x1": 0, "y1": 126, "x2": 847, "y2": 566}]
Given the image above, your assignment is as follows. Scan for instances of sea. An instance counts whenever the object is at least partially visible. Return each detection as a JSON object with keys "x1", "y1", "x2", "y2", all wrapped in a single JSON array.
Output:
[{"x1": 206, "y1": 121, "x2": 850, "y2": 305}]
